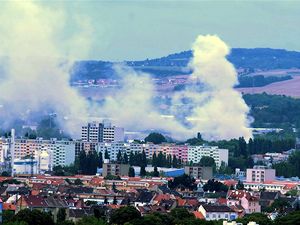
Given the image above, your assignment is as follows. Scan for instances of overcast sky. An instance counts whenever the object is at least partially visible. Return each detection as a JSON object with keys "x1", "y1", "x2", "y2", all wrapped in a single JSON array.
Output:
[{"x1": 42, "y1": 0, "x2": 300, "y2": 61}]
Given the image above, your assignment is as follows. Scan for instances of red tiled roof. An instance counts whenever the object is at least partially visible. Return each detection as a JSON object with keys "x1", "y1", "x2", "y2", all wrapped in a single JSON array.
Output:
[
  {"x1": 3, "y1": 203, "x2": 16, "y2": 211},
  {"x1": 193, "y1": 211, "x2": 205, "y2": 219},
  {"x1": 153, "y1": 194, "x2": 172, "y2": 202},
  {"x1": 217, "y1": 197, "x2": 227, "y2": 205},
  {"x1": 223, "y1": 180, "x2": 238, "y2": 187}
]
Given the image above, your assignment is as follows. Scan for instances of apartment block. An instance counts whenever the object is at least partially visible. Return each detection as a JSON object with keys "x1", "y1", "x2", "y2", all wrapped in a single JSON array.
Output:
[
  {"x1": 11, "y1": 139, "x2": 75, "y2": 170},
  {"x1": 158, "y1": 144, "x2": 188, "y2": 162},
  {"x1": 102, "y1": 162, "x2": 130, "y2": 177},
  {"x1": 184, "y1": 166, "x2": 213, "y2": 180},
  {"x1": 246, "y1": 166, "x2": 276, "y2": 183},
  {"x1": 187, "y1": 145, "x2": 228, "y2": 168},
  {"x1": 75, "y1": 141, "x2": 98, "y2": 156},
  {"x1": 81, "y1": 122, "x2": 124, "y2": 143}
]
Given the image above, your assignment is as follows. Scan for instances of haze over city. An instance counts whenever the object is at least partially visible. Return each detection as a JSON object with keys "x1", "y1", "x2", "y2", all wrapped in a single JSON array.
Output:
[{"x1": 0, "y1": 1, "x2": 300, "y2": 225}]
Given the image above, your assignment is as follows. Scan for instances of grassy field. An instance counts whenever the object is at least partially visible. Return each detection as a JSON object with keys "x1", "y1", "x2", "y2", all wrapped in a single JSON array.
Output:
[{"x1": 236, "y1": 76, "x2": 300, "y2": 98}]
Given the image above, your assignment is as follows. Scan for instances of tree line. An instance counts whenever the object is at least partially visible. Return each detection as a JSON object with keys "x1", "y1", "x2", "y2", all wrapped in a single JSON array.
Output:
[
  {"x1": 273, "y1": 150, "x2": 300, "y2": 178},
  {"x1": 3, "y1": 206, "x2": 300, "y2": 225}
]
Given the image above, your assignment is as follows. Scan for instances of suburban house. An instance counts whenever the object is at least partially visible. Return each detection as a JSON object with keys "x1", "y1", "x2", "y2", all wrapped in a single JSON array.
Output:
[
  {"x1": 227, "y1": 190, "x2": 261, "y2": 214},
  {"x1": 198, "y1": 204, "x2": 238, "y2": 221},
  {"x1": 16, "y1": 195, "x2": 69, "y2": 222}
]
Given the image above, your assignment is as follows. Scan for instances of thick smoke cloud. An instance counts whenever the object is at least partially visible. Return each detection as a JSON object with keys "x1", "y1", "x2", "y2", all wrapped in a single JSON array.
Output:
[
  {"x1": 0, "y1": 1, "x2": 92, "y2": 136},
  {"x1": 0, "y1": 1, "x2": 252, "y2": 140},
  {"x1": 99, "y1": 65, "x2": 191, "y2": 140},
  {"x1": 171, "y1": 35, "x2": 253, "y2": 140}
]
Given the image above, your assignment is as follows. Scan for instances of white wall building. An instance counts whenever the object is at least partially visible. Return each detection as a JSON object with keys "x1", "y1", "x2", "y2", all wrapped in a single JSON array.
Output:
[
  {"x1": 11, "y1": 139, "x2": 75, "y2": 172},
  {"x1": 198, "y1": 204, "x2": 238, "y2": 221},
  {"x1": 188, "y1": 145, "x2": 228, "y2": 168},
  {"x1": 12, "y1": 158, "x2": 38, "y2": 175},
  {"x1": 81, "y1": 122, "x2": 124, "y2": 142}
]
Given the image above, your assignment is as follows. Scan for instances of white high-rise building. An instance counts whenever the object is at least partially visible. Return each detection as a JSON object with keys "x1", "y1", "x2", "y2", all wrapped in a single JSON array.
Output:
[
  {"x1": 11, "y1": 139, "x2": 75, "y2": 171},
  {"x1": 81, "y1": 122, "x2": 124, "y2": 142},
  {"x1": 187, "y1": 145, "x2": 228, "y2": 168}
]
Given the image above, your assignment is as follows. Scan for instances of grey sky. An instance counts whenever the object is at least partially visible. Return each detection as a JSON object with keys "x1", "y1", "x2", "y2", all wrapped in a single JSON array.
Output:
[{"x1": 43, "y1": 0, "x2": 300, "y2": 61}]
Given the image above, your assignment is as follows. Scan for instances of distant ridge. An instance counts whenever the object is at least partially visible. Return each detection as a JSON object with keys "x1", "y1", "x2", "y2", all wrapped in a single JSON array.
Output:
[{"x1": 71, "y1": 48, "x2": 300, "y2": 81}]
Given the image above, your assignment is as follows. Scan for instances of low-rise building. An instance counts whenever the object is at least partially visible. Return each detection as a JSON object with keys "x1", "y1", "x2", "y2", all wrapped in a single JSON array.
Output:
[
  {"x1": 102, "y1": 162, "x2": 130, "y2": 177},
  {"x1": 246, "y1": 166, "x2": 275, "y2": 183},
  {"x1": 184, "y1": 166, "x2": 213, "y2": 180},
  {"x1": 198, "y1": 204, "x2": 238, "y2": 221}
]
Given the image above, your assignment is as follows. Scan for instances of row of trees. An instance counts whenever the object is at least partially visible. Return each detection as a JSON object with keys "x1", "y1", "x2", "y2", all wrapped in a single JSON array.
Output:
[
  {"x1": 5, "y1": 206, "x2": 300, "y2": 225},
  {"x1": 152, "y1": 152, "x2": 182, "y2": 168},
  {"x1": 273, "y1": 150, "x2": 300, "y2": 178}
]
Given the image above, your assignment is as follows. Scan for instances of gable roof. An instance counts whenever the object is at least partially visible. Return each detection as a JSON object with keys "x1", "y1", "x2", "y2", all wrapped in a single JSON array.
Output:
[
  {"x1": 260, "y1": 191, "x2": 279, "y2": 200},
  {"x1": 193, "y1": 211, "x2": 205, "y2": 219},
  {"x1": 135, "y1": 191, "x2": 155, "y2": 203},
  {"x1": 201, "y1": 204, "x2": 235, "y2": 213},
  {"x1": 22, "y1": 195, "x2": 68, "y2": 208}
]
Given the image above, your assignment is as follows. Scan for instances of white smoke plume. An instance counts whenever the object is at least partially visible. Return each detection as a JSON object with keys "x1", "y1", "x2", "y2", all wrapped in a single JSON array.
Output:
[
  {"x1": 99, "y1": 34, "x2": 253, "y2": 141},
  {"x1": 0, "y1": 1, "x2": 252, "y2": 141},
  {"x1": 99, "y1": 65, "x2": 191, "y2": 140},
  {"x1": 171, "y1": 35, "x2": 253, "y2": 140},
  {"x1": 0, "y1": 1, "x2": 92, "y2": 136}
]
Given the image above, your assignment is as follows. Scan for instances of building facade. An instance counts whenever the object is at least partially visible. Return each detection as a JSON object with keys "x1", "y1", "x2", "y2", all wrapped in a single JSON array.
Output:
[
  {"x1": 184, "y1": 166, "x2": 213, "y2": 180},
  {"x1": 102, "y1": 162, "x2": 130, "y2": 177},
  {"x1": 81, "y1": 122, "x2": 124, "y2": 143},
  {"x1": 246, "y1": 166, "x2": 276, "y2": 183},
  {"x1": 11, "y1": 139, "x2": 75, "y2": 173},
  {"x1": 187, "y1": 145, "x2": 228, "y2": 168}
]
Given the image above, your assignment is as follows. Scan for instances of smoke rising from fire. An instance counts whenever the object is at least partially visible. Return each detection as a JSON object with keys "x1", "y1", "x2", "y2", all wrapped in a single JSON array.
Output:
[
  {"x1": 172, "y1": 35, "x2": 253, "y2": 140},
  {"x1": 0, "y1": 1, "x2": 252, "y2": 140},
  {"x1": 0, "y1": 1, "x2": 92, "y2": 136}
]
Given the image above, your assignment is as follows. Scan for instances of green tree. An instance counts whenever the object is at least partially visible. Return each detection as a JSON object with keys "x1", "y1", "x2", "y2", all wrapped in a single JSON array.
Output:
[
  {"x1": 153, "y1": 166, "x2": 159, "y2": 177},
  {"x1": 168, "y1": 174, "x2": 196, "y2": 190},
  {"x1": 140, "y1": 166, "x2": 146, "y2": 177},
  {"x1": 202, "y1": 179, "x2": 228, "y2": 192},
  {"x1": 170, "y1": 208, "x2": 194, "y2": 222},
  {"x1": 144, "y1": 132, "x2": 166, "y2": 144},
  {"x1": 113, "y1": 196, "x2": 118, "y2": 205},
  {"x1": 98, "y1": 152, "x2": 103, "y2": 168},
  {"x1": 104, "y1": 196, "x2": 108, "y2": 205},
  {"x1": 172, "y1": 155, "x2": 178, "y2": 168},
  {"x1": 237, "y1": 213, "x2": 272, "y2": 225},
  {"x1": 128, "y1": 166, "x2": 135, "y2": 177},
  {"x1": 1, "y1": 171, "x2": 10, "y2": 177},
  {"x1": 104, "y1": 150, "x2": 110, "y2": 160},
  {"x1": 93, "y1": 208, "x2": 106, "y2": 220},
  {"x1": 74, "y1": 178, "x2": 83, "y2": 185},
  {"x1": 152, "y1": 153, "x2": 157, "y2": 167},
  {"x1": 53, "y1": 165, "x2": 65, "y2": 176},
  {"x1": 12, "y1": 209, "x2": 55, "y2": 225},
  {"x1": 199, "y1": 156, "x2": 215, "y2": 167},
  {"x1": 236, "y1": 180, "x2": 244, "y2": 190},
  {"x1": 117, "y1": 150, "x2": 123, "y2": 163},
  {"x1": 141, "y1": 150, "x2": 147, "y2": 167},
  {"x1": 274, "y1": 210, "x2": 300, "y2": 225},
  {"x1": 76, "y1": 216, "x2": 106, "y2": 225},
  {"x1": 129, "y1": 151, "x2": 134, "y2": 166},
  {"x1": 123, "y1": 152, "x2": 128, "y2": 164},
  {"x1": 112, "y1": 182, "x2": 117, "y2": 192},
  {"x1": 57, "y1": 208, "x2": 66, "y2": 223},
  {"x1": 110, "y1": 206, "x2": 141, "y2": 225},
  {"x1": 2, "y1": 210, "x2": 15, "y2": 223},
  {"x1": 4, "y1": 222, "x2": 28, "y2": 225}
]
